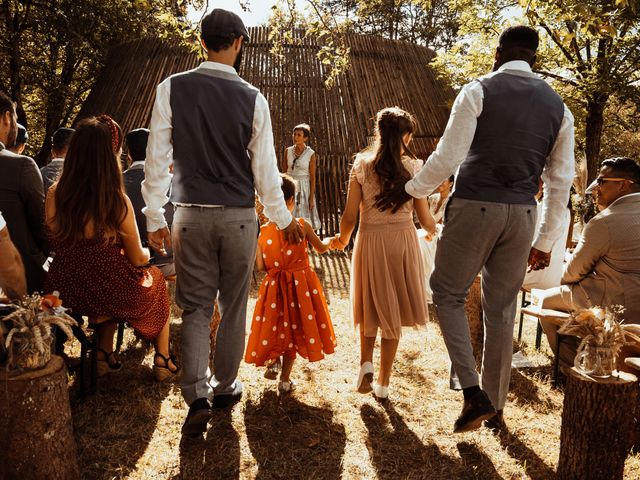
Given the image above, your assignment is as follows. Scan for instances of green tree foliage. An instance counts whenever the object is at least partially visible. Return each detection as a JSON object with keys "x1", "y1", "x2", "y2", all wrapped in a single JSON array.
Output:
[
  {"x1": 268, "y1": 0, "x2": 459, "y2": 87},
  {"x1": 0, "y1": 0, "x2": 204, "y2": 164},
  {"x1": 433, "y1": 0, "x2": 640, "y2": 181}
]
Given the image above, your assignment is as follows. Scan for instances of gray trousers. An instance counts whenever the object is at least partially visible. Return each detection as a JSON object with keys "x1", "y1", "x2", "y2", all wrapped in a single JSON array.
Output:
[
  {"x1": 173, "y1": 206, "x2": 258, "y2": 405},
  {"x1": 431, "y1": 198, "x2": 536, "y2": 410}
]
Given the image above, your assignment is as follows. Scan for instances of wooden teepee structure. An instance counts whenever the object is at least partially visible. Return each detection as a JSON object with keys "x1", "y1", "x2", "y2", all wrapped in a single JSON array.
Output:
[{"x1": 77, "y1": 27, "x2": 453, "y2": 235}]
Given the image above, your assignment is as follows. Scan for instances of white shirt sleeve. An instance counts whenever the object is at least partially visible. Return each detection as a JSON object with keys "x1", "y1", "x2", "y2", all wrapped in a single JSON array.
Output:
[
  {"x1": 534, "y1": 106, "x2": 575, "y2": 252},
  {"x1": 405, "y1": 80, "x2": 483, "y2": 198},
  {"x1": 142, "y1": 79, "x2": 173, "y2": 233},
  {"x1": 249, "y1": 93, "x2": 292, "y2": 230},
  {"x1": 0, "y1": 212, "x2": 5, "y2": 231}
]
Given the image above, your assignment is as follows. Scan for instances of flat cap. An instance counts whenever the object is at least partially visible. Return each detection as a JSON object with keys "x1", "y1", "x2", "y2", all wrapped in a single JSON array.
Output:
[{"x1": 201, "y1": 9, "x2": 250, "y2": 42}]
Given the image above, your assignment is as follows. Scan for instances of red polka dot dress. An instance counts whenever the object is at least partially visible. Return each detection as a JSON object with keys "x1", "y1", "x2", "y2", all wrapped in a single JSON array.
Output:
[
  {"x1": 245, "y1": 221, "x2": 336, "y2": 366},
  {"x1": 45, "y1": 234, "x2": 169, "y2": 340}
]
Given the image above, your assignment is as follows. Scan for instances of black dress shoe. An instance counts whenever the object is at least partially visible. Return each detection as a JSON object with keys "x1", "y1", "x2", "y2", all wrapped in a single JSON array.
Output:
[
  {"x1": 181, "y1": 397, "x2": 212, "y2": 436},
  {"x1": 211, "y1": 380, "x2": 243, "y2": 409},
  {"x1": 483, "y1": 409, "x2": 504, "y2": 433},
  {"x1": 453, "y1": 390, "x2": 496, "y2": 433}
]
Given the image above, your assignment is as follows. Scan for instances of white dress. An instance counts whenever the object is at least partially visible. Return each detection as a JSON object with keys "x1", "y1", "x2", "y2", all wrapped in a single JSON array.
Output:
[
  {"x1": 419, "y1": 193, "x2": 450, "y2": 303},
  {"x1": 286, "y1": 146, "x2": 321, "y2": 229}
]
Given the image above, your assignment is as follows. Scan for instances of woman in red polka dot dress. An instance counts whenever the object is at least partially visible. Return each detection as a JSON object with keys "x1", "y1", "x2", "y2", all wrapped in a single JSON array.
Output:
[
  {"x1": 45, "y1": 116, "x2": 178, "y2": 381},
  {"x1": 245, "y1": 174, "x2": 336, "y2": 393}
]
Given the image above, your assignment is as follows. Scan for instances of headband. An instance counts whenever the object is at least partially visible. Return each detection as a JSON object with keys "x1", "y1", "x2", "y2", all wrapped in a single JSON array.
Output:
[{"x1": 96, "y1": 114, "x2": 120, "y2": 153}]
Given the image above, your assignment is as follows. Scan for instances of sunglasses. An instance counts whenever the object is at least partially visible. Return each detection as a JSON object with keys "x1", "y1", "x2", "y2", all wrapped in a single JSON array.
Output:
[{"x1": 595, "y1": 177, "x2": 635, "y2": 186}]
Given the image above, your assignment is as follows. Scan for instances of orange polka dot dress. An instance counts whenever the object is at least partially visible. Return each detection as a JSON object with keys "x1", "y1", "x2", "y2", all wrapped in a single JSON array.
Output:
[{"x1": 245, "y1": 220, "x2": 336, "y2": 366}]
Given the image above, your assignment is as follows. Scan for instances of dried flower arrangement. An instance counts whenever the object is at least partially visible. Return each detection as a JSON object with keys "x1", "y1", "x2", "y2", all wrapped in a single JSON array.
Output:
[
  {"x1": 1, "y1": 293, "x2": 77, "y2": 371},
  {"x1": 559, "y1": 306, "x2": 640, "y2": 376}
]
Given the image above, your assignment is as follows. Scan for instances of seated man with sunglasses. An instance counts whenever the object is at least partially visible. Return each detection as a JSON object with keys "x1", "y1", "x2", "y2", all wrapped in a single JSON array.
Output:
[{"x1": 540, "y1": 157, "x2": 640, "y2": 367}]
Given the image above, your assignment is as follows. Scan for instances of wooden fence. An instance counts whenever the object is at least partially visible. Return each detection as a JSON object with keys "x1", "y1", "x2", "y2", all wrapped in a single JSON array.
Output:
[{"x1": 77, "y1": 27, "x2": 454, "y2": 235}]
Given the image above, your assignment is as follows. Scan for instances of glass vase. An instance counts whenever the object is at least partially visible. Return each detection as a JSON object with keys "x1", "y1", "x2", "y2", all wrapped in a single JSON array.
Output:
[{"x1": 574, "y1": 344, "x2": 615, "y2": 378}]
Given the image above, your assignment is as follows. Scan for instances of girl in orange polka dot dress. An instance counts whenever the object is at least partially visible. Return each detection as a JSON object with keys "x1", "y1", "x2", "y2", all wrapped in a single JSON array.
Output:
[{"x1": 245, "y1": 174, "x2": 336, "y2": 393}]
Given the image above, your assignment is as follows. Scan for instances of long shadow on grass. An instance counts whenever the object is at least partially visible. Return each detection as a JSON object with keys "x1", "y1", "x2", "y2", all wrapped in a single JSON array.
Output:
[
  {"x1": 508, "y1": 369, "x2": 557, "y2": 412},
  {"x1": 173, "y1": 409, "x2": 240, "y2": 479},
  {"x1": 245, "y1": 390, "x2": 347, "y2": 480},
  {"x1": 361, "y1": 402, "x2": 501, "y2": 479},
  {"x1": 71, "y1": 342, "x2": 172, "y2": 480},
  {"x1": 497, "y1": 425, "x2": 556, "y2": 480}
]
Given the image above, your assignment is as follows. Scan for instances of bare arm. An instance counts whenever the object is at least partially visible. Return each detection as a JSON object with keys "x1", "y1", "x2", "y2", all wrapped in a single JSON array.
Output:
[
  {"x1": 281, "y1": 147, "x2": 288, "y2": 173},
  {"x1": 414, "y1": 197, "x2": 436, "y2": 239},
  {"x1": 0, "y1": 227, "x2": 27, "y2": 299},
  {"x1": 309, "y1": 153, "x2": 317, "y2": 210},
  {"x1": 303, "y1": 219, "x2": 329, "y2": 253},
  {"x1": 334, "y1": 172, "x2": 362, "y2": 248},
  {"x1": 255, "y1": 242, "x2": 265, "y2": 271},
  {"x1": 120, "y1": 195, "x2": 151, "y2": 267}
]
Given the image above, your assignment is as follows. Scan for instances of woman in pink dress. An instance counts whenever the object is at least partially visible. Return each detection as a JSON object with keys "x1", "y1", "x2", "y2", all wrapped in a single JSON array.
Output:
[{"x1": 331, "y1": 107, "x2": 436, "y2": 399}]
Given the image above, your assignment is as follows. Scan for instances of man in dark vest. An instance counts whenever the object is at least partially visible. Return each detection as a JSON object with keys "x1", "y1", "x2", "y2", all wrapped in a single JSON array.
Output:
[
  {"x1": 0, "y1": 90, "x2": 48, "y2": 293},
  {"x1": 143, "y1": 9, "x2": 302, "y2": 437},
  {"x1": 377, "y1": 26, "x2": 575, "y2": 433}
]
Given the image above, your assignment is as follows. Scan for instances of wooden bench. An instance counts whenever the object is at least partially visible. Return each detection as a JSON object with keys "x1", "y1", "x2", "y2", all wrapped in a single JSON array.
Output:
[{"x1": 520, "y1": 306, "x2": 570, "y2": 385}]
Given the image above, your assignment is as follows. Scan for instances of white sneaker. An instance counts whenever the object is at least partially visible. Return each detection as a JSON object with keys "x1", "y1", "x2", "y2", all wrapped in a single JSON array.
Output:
[
  {"x1": 373, "y1": 384, "x2": 389, "y2": 400},
  {"x1": 278, "y1": 380, "x2": 295, "y2": 394},
  {"x1": 357, "y1": 361, "x2": 374, "y2": 393}
]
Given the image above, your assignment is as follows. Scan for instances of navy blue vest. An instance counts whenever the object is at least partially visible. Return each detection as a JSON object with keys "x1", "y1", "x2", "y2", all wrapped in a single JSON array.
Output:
[
  {"x1": 169, "y1": 67, "x2": 259, "y2": 207},
  {"x1": 453, "y1": 69, "x2": 565, "y2": 205}
]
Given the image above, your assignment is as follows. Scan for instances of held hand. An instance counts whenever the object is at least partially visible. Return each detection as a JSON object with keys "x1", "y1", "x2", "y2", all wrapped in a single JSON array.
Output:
[
  {"x1": 309, "y1": 197, "x2": 315, "y2": 210},
  {"x1": 527, "y1": 247, "x2": 551, "y2": 271},
  {"x1": 147, "y1": 227, "x2": 171, "y2": 256},
  {"x1": 329, "y1": 235, "x2": 347, "y2": 251},
  {"x1": 283, "y1": 219, "x2": 304, "y2": 244}
]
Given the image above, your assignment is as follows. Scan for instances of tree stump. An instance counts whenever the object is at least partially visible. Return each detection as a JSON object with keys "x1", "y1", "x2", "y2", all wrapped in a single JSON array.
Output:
[
  {"x1": 557, "y1": 368, "x2": 637, "y2": 480},
  {"x1": 465, "y1": 275, "x2": 483, "y2": 368},
  {"x1": 0, "y1": 356, "x2": 79, "y2": 479}
]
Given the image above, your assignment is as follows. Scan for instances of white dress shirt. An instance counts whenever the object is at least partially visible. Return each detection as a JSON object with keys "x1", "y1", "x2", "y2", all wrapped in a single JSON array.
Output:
[
  {"x1": 406, "y1": 60, "x2": 575, "y2": 253},
  {"x1": 142, "y1": 61, "x2": 292, "y2": 232}
]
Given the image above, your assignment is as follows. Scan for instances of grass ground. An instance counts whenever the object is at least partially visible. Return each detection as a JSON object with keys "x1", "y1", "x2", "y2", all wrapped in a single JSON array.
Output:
[{"x1": 68, "y1": 252, "x2": 640, "y2": 479}]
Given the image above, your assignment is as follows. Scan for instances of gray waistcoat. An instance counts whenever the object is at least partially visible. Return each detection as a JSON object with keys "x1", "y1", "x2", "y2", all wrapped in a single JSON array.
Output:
[
  {"x1": 453, "y1": 70, "x2": 565, "y2": 205},
  {"x1": 169, "y1": 67, "x2": 259, "y2": 207}
]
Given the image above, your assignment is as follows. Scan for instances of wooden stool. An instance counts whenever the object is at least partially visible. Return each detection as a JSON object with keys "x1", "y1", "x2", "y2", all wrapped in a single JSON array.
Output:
[
  {"x1": 520, "y1": 307, "x2": 570, "y2": 385},
  {"x1": 558, "y1": 368, "x2": 637, "y2": 479},
  {"x1": 517, "y1": 287, "x2": 545, "y2": 349},
  {"x1": 77, "y1": 316, "x2": 126, "y2": 396}
]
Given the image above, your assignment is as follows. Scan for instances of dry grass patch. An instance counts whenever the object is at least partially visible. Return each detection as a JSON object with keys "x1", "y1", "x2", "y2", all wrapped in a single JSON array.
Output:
[{"x1": 66, "y1": 253, "x2": 640, "y2": 479}]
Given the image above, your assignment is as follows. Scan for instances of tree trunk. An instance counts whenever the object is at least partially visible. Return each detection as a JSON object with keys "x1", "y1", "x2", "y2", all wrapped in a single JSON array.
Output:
[
  {"x1": 0, "y1": 356, "x2": 80, "y2": 479},
  {"x1": 584, "y1": 94, "x2": 608, "y2": 183},
  {"x1": 557, "y1": 368, "x2": 636, "y2": 480},
  {"x1": 465, "y1": 275, "x2": 483, "y2": 368}
]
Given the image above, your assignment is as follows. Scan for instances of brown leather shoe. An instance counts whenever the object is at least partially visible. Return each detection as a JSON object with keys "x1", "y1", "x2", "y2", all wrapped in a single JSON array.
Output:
[
  {"x1": 453, "y1": 390, "x2": 496, "y2": 433},
  {"x1": 483, "y1": 409, "x2": 504, "y2": 433}
]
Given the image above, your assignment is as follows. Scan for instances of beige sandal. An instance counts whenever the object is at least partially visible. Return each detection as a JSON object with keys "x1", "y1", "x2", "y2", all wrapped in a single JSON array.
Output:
[{"x1": 96, "y1": 348, "x2": 122, "y2": 377}]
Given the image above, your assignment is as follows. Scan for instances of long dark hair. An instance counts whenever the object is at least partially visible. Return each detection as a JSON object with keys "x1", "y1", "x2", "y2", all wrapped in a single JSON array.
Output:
[
  {"x1": 52, "y1": 115, "x2": 127, "y2": 246},
  {"x1": 367, "y1": 107, "x2": 417, "y2": 209}
]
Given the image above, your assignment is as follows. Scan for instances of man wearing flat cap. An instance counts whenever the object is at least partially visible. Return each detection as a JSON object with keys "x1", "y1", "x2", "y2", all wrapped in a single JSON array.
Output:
[{"x1": 143, "y1": 8, "x2": 302, "y2": 436}]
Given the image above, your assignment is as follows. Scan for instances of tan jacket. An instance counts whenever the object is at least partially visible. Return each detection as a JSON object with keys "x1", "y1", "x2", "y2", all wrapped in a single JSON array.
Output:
[{"x1": 562, "y1": 193, "x2": 640, "y2": 323}]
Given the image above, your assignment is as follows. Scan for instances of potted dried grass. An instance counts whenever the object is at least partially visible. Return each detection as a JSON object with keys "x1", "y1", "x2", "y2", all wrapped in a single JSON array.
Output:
[
  {"x1": 558, "y1": 305, "x2": 640, "y2": 378},
  {"x1": 1, "y1": 292, "x2": 77, "y2": 372}
]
